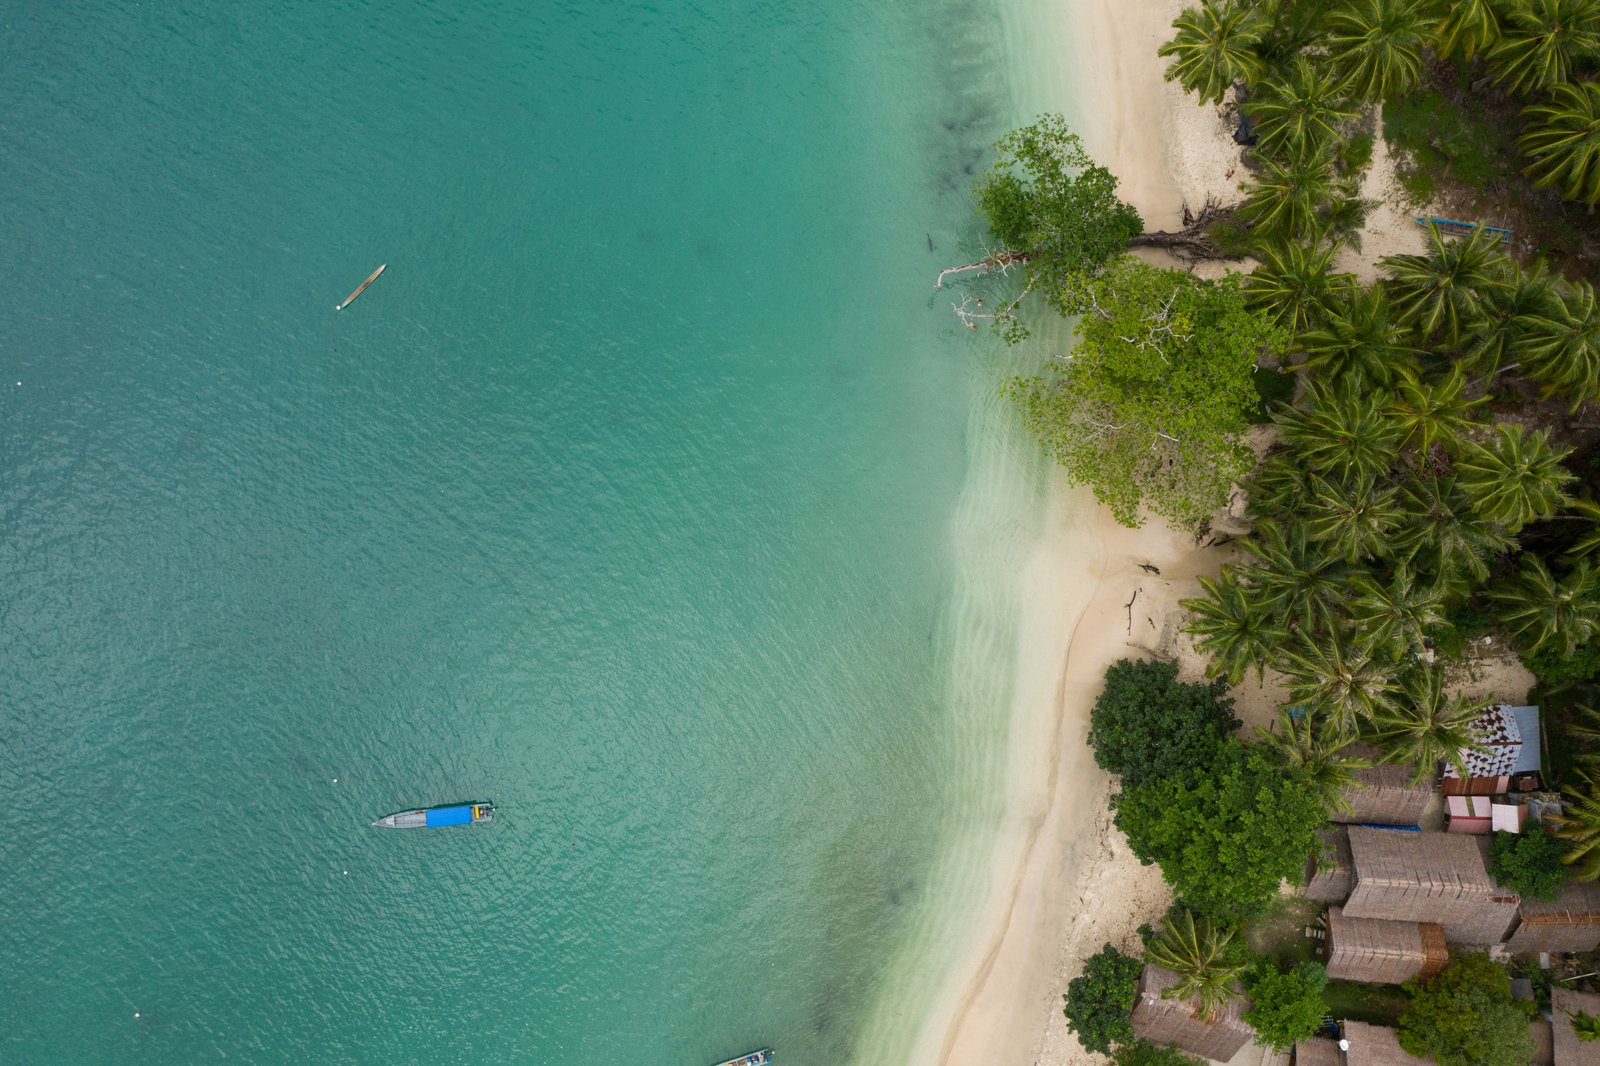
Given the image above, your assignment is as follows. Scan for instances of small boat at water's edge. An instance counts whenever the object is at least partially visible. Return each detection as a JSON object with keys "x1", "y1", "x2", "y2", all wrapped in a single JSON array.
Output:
[
  {"x1": 711, "y1": 1050, "x2": 773, "y2": 1066},
  {"x1": 371, "y1": 803, "x2": 494, "y2": 829}
]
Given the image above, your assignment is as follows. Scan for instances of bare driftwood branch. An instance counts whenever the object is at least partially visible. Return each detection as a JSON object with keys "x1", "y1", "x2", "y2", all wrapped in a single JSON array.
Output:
[{"x1": 933, "y1": 249, "x2": 1029, "y2": 290}]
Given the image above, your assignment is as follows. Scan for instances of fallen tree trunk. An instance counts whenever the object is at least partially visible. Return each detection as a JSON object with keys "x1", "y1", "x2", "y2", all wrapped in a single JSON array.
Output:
[{"x1": 1127, "y1": 196, "x2": 1239, "y2": 262}]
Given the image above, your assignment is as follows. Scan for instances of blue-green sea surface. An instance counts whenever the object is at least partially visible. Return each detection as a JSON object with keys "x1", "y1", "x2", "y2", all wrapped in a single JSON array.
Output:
[{"x1": 1, "y1": 2, "x2": 1064, "y2": 1062}]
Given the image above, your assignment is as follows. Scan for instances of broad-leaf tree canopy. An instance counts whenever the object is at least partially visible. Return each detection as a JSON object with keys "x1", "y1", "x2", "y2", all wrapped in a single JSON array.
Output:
[
  {"x1": 1242, "y1": 961, "x2": 1329, "y2": 1051},
  {"x1": 1397, "y1": 953, "x2": 1534, "y2": 1066},
  {"x1": 1087, "y1": 658, "x2": 1240, "y2": 789},
  {"x1": 1007, "y1": 256, "x2": 1285, "y2": 527},
  {"x1": 1061, "y1": 943, "x2": 1144, "y2": 1055}
]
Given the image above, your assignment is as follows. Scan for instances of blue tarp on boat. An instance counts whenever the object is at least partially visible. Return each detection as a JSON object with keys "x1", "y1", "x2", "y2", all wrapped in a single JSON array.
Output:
[{"x1": 425, "y1": 806, "x2": 473, "y2": 827}]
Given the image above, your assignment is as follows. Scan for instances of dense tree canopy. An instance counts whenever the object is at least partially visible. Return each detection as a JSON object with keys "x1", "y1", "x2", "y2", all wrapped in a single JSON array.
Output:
[
  {"x1": 1397, "y1": 953, "x2": 1534, "y2": 1066},
  {"x1": 1087, "y1": 658, "x2": 1240, "y2": 789},
  {"x1": 1242, "y1": 961, "x2": 1329, "y2": 1051},
  {"x1": 1487, "y1": 827, "x2": 1572, "y2": 900},
  {"x1": 1112, "y1": 1040, "x2": 1202, "y2": 1066},
  {"x1": 1062, "y1": 943, "x2": 1144, "y2": 1055},
  {"x1": 1113, "y1": 740, "x2": 1326, "y2": 916},
  {"x1": 1007, "y1": 257, "x2": 1284, "y2": 527}
]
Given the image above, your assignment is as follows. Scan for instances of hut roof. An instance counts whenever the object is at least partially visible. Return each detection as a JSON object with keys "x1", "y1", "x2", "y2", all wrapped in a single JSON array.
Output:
[
  {"x1": 1506, "y1": 879, "x2": 1600, "y2": 954},
  {"x1": 1129, "y1": 965, "x2": 1254, "y2": 1062},
  {"x1": 1343, "y1": 827, "x2": 1519, "y2": 944},
  {"x1": 1552, "y1": 988, "x2": 1600, "y2": 1066},
  {"x1": 1294, "y1": 1037, "x2": 1343, "y2": 1066},
  {"x1": 1307, "y1": 825, "x2": 1354, "y2": 903},
  {"x1": 1324, "y1": 906, "x2": 1447, "y2": 985},
  {"x1": 1341, "y1": 1021, "x2": 1435, "y2": 1066},
  {"x1": 1531, "y1": 1018, "x2": 1555, "y2": 1066},
  {"x1": 1332, "y1": 745, "x2": 1434, "y2": 827},
  {"x1": 1440, "y1": 705, "x2": 1541, "y2": 781}
]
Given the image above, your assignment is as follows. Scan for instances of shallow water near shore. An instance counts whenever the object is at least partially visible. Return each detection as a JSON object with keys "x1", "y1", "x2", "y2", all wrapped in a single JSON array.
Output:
[{"x1": 1, "y1": 2, "x2": 1076, "y2": 1062}]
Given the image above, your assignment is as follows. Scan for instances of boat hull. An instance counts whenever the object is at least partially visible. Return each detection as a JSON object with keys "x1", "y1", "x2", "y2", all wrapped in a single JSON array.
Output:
[{"x1": 371, "y1": 803, "x2": 494, "y2": 829}]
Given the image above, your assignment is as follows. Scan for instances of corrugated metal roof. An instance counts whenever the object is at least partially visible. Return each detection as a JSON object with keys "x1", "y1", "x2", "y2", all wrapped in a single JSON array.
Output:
[{"x1": 1509, "y1": 706, "x2": 1542, "y2": 776}]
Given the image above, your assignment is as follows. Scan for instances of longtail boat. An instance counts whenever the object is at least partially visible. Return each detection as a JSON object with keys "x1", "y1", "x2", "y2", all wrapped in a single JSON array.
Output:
[
  {"x1": 335, "y1": 263, "x2": 387, "y2": 311},
  {"x1": 370, "y1": 803, "x2": 494, "y2": 829},
  {"x1": 710, "y1": 1051, "x2": 773, "y2": 1066}
]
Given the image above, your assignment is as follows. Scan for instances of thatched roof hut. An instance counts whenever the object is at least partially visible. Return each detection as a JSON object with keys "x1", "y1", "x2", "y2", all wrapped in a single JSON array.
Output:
[
  {"x1": 1324, "y1": 906, "x2": 1448, "y2": 984},
  {"x1": 1505, "y1": 879, "x2": 1600, "y2": 955},
  {"x1": 1340, "y1": 1021, "x2": 1435, "y2": 1065},
  {"x1": 1129, "y1": 965, "x2": 1254, "y2": 1062},
  {"x1": 1306, "y1": 825, "x2": 1354, "y2": 903},
  {"x1": 1552, "y1": 988, "x2": 1600, "y2": 1066},
  {"x1": 1333, "y1": 746, "x2": 1435, "y2": 827},
  {"x1": 1343, "y1": 827, "x2": 1519, "y2": 945},
  {"x1": 1531, "y1": 1017, "x2": 1555, "y2": 1066},
  {"x1": 1294, "y1": 1036, "x2": 1343, "y2": 1066}
]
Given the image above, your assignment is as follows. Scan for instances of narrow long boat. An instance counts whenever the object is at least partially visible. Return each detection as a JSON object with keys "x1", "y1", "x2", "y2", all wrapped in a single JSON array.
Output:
[
  {"x1": 335, "y1": 263, "x2": 387, "y2": 311},
  {"x1": 710, "y1": 1050, "x2": 773, "y2": 1066},
  {"x1": 371, "y1": 803, "x2": 494, "y2": 829}
]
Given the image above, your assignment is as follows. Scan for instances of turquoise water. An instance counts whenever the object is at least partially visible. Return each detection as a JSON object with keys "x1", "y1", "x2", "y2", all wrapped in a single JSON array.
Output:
[{"x1": 1, "y1": 3, "x2": 1057, "y2": 1062}]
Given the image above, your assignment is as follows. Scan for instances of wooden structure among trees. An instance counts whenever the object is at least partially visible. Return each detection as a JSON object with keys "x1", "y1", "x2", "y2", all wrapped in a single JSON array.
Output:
[
  {"x1": 1324, "y1": 906, "x2": 1448, "y2": 985},
  {"x1": 1339, "y1": 1022, "x2": 1435, "y2": 1065},
  {"x1": 1505, "y1": 879, "x2": 1600, "y2": 954},
  {"x1": 1331, "y1": 746, "x2": 1435, "y2": 827},
  {"x1": 1306, "y1": 825, "x2": 1354, "y2": 902},
  {"x1": 1293, "y1": 1036, "x2": 1344, "y2": 1066},
  {"x1": 1440, "y1": 705, "x2": 1543, "y2": 796},
  {"x1": 1342, "y1": 827, "x2": 1519, "y2": 945},
  {"x1": 1128, "y1": 965, "x2": 1254, "y2": 1061},
  {"x1": 1552, "y1": 988, "x2": 1600, "y2": 1066}
]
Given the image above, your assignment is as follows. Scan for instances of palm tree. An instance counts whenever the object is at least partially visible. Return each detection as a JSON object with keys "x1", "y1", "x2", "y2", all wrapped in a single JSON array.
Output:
[
  {"x1": 1548, "y1": 770, "x2": 1600, "y2": 881},
  {"x1": 1248, "y1": 451, "x2": 1311, "y2": 520},
  {"x1": 1277, "y1": 629, "x2": 1401, "y2": 733},
  {"x1": 1388, "y1": 364, "x2": 1485, "y2": 459},
  {"x1": 1233, "y1": 519, "x2": 1350, "y2": 635},
  {"x1": 1366, "y1": 664, "x2": 1485, "y2": 781},
  {"x1": 1380, "y1": 221, "x2": 1512, "y2": 344},
  {"x1": 1460, "y1": 260, "x2": 1561, "y2": 377},
  {"x1": 1298, "y1": 285, "x2": 1422, "y2": 387},
  {"x1": 1488, "y1": 0, "x2": 1600, "y2": 97},
  {"x1": 1395, "y1": 476, "x2": 1516, "y2": 584},
  {"x1": 1521, "y1": 280, "x2": 1600, "y2": 408},
  {"x1": 1182, "y1": 570, "x2": 1291, "y2": 684},
  {"x1": 1348, "y1": 564, "x2": 1453, "y2": 659},
  {"x1": 1275, "y1": 377, "x2": 1402, "y2": 483},
  {"x1": 1300, "y1": 472, "x2": 1404, "y2": 563},
  {"x1": 1244, "y1": 239, "x2": 1354, "y2": 335},
  {"x1": 1159, "y1": 0, "x2": 1269, "y2": 105},
  {"x1": 1430, "y1": 0, "x2": 1505, "y2": 60},
  {"x1": 1454, "y1": 423, "x2": 1575, "y2": 531},
  {"x1": 1519, "y1": 82, "x2": 1600, "y2": 210},
  {"x1": 1325, "y1": 0, "x2": 1431, "y2": 102},
  {"x1": 1240, "y1": 147, "x2": 1344, "y2": 241},
  {"x1": 1254, "y1": 704, "x2": 1369, "y2": 813},
  {"x1": 1242, "y1": 57, "x2": 1361, "y2": 158},
  {"x1": 1488, "y1": 553, "x2": 1600, "y2": 657},
  {"x1": 1144, "y1": 910, "x2": 1246, "y2": 1021}
]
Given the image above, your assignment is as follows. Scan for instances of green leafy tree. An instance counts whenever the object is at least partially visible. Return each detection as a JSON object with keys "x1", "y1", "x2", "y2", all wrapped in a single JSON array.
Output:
[
  {"x1": 1276, "y1": 377, "x2": 1401, "y2": 483},
  {"x1": 1243, "y1": 239, "x2": 1353, "y2": 336},
  {"x1": 1240, "y1": 148, "x2": 1344, "y2": 241},
  {"x1": 1431, "y1": 0, "x2": 1505, "y2": 60},
  {"x1": 1159, "y1": 0, "x2": 1269, "y2": 105},
  {"x1": 1488, "y1": 828, "x2": 1572, "y2": 901},
  {"x1": 1549, "y1": 770, "x2": 1600, "y2": 880},
  {"x1": 1144, "y1": 910, "x2": 1247, "y2": 1021},
  {"x1": 1519, "y1": 81, "x2": 1600, "y2": 210},
  {"x1": 1112, "y1": 1041, "x2": 1203, "y2": 1066},
  {"x1": 1348, "y1": 564, "x2": 1452, "y2": 659},
  {"x1": 1489, "y1": 0, "x2": 1600, "y2": 96},
  {"x1": 1242, "y1": 58, "x2": 1361, "y2": 159},
  {"x1": 1488, "y1": 553, "x2": 1600, "y2": 657},
  {"x1": 1062, "y1": 943, "x2": 1144, "y2": 1055},
  {"x1": 1087, "y1": 658, "x2": 1241, "y2": 789},
  {"x1": 968, "y1": 115, "x2": 1145, "y2": 340},
  {"x1": 1367, "y1": 665, "x2": 1486, "y2": 781},
  {"x1": 1297, "y1": 284, "x2": 1421, "y2": 388},
  {"x1": 1521, "y1": 279, "x2": 1600, "y2": 408},
  {"x1": 1398, "y1": 953, "x2": 1535, "y2": 1066},
  {"x1": 1242, "y1": 961, "x2": 1328, "y2": 1051},
  {"x1": 1232, "y1": 519, "x2": 1350, "y2": 635},
  {"x1": 1396, "y1": 476, "x2": 1515, "y2": 584},
  {"x1": 1278, "y1": 630, "x2": 1402, "y2": 733},
  {"x1": 1183, "y1": 571, "x2": 1292, "y2": 684},
  {"x1": 1326, "y1": 0, "x2": 1431, "y2": 101},
  {"x1": 1381, "y1": 222, "x2": 1511, "y2": 344},
  {"x1": 1389, "y1": 364, "x2": 1485, "y2": 458},
  {"x1": 1113, "y1": 740, "x2": 1327, "y2": 916},
  {"x1": 1253, "y1": 705, "x2": 1370, "y2": 815},
  {"x1": 1454, "y1": 423, "x2": 1574, "y2": 532},
  {"x1": 1006, "y1": 256, "x2": 1281, "y2": 528},
  {"x1": 1300, "y1": 471, "x2": 1404, "y2": 563},
  {"x1": 1461, "y1": 261, "x2": 1560, "y2": 376}
]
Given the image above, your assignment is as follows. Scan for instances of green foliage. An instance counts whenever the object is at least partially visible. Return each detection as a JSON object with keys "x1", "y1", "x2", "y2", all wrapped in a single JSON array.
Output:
[
  {"x1": 1062, "y1": 943, "x2": 1144, "y2": 1055},
  {"x1": 1487, "y1": 828, "x2": 1572, "y2": 901},
  {"x1": 1112, "y1": 1041, "x2": 1202, "y2": 1066},
  {"x1": 1242, "y1": 58, "x2": 1361, "y2": 160},
  {"x1": 1488, "y1": 553, "x2": 1600, "y2": 657},
  {"x1": 1454, "y1": 424, "x2": 1575, "y2": 533},
  {"x1": 1380, "y1": 221, "x2": 1511, "y2": 345},
  {"x1": 1254, "y1": 705, "x2": 1371, "y2": 815},
  {"x1": 1568, "y1": 1008, "x2": 1600, "y2": 1041},
  {"x1": 1383, "y1": 85, "x2": 1518, "y2": 202},
  {"x1": 1183, "y1": 571, "x2": 1292, "y2": 685},
  {"x1": 1326, "y1": 0, "x2": 1431, "y2": 102},
  {"x1": 1242, "y1": 961, "x2": 1329, "y2": 1051},
  {"x1": 1522, "y1": 640, "x2": 1600, "y2": 684},
  {"x1": 1252, "y1": 366, "x2": 1298, "y2": 420},
  {"x1": 973, "y1": 115, "x2": 1144, "y2": 340},
  {"x1": 1006, "y1": 256, "x2": 1282, "y2": 528},
  {"x1": 1088, "y1": 658, "x2": 1241, "y2": 789},
  {"x1": 1429, "y1": 0, "x2": 1502, "y2": 61},
  {"x1": 1519, "y1": 82, "x2": 1600, "y2": 209},
  {"x1": 1549, "y1": 769, "x2": 1600, "y2": 881},
  {"x1": 1243, "y1": 239, "x2": 1354, "y2": 337},
  {"x1": 1239, "y1": 148, "x2": 1350, "y2": 242},
  {"x1": 1520, "y1": 280, "x2": 1600, "y2": 409},
  {"x1": 1488, "y1": 0, "x2": 1600, "y2": 97},
  {"x1": 1113, "y1": 740, "x2": 1327, "y2": 917},
  {"x1": 1389, "y1": 364, "x2": 1484, "y2": 458},
  {"x1": 1297, "y1": 285, "x2": 1420, "y2": 388},
  {"x1": 1278, "y1": 630, "x2": 1403, "y2": 733},
  {"x1": 1159, "y1": 0, "x2": 1268, "y2": 105},
  {"x1": 1398, "y1": 953, "x2": 1535, "y2": 1066},
  {"x1": 1144, "y1": 910, "x2": 1247, "y2": 1021},
  {"x1": 1368, "y1": 663, "x2": 1485, "y2": 781}
]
